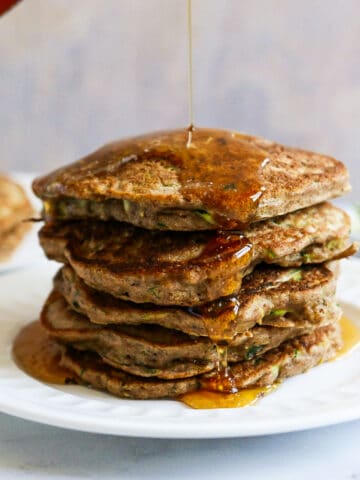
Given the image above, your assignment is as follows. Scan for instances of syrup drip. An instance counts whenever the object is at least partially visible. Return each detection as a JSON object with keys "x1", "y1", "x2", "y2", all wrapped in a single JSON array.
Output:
[
  {"x1": 188, "y1": 296, "x2": 242, "y2": 393},
  {"x1": 198, "y1": 231, "x2": 252, "y2": 268},
  {"x1": 12, "y1": 320, "x2": 72, "y2": 384},
  {"x1": 186, "y1": 233, "x2": 252, "y2": 394},
  {"x1": 68, "y1": 225, "x2": 253, "y2": 277},
  {"x1": 188, "y1": 297, "x2": 241, "y2": 394},
  {"x1": 201, "y1": 345, "x2": 238, "y2": 394},
  {"x1": 189, "y1": 295, "x2": 242, "y2": 344},
  {"x1": 187, "y1": 235, "x2": 251, "y2": 396},
  {"x1": 187, "y1": 123, "x2": 194, "y2": 149}
]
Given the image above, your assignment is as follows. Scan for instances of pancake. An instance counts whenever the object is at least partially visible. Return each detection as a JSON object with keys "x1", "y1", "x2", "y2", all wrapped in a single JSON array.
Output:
[
  {"x1": 55, "y1": 263, "x2": 341, "y2": 340},
  {"x1": 32, "y1": 128, "x2": 350, "y2": 231},
  {"x1": 59, "y1": 322, "x2": 341, "y2": 399},
  {"x1": 42, "y1": 290, "x2": 340, "y2": 380},
  {"x1": 39, "y1": 202, "x2": 354, "y2": 306}
]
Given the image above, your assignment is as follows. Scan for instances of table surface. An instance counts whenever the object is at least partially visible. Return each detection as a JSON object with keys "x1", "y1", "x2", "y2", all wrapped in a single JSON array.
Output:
[{"x1": 0, "y1": 412, "x2": 359, "y2": 479}]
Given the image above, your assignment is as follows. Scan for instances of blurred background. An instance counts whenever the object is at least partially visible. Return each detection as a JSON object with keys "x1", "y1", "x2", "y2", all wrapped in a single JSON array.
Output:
[{"x1": 1, "y1": 0, "x2": 359, "y2": 200}]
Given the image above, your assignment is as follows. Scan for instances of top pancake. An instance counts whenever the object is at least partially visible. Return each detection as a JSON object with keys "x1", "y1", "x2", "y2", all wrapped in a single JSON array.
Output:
[{"x1": 32, "y1": 128, "x2": 350, "y2": 231}]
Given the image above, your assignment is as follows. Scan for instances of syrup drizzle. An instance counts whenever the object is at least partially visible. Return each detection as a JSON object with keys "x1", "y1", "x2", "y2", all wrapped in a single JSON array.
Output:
[
  {"x1": 201, "y1": 345, "x2": 238, "y2": 394},
  {"x1": 188, "y1": 295, "x2": 242, "y2": 344},
  {"x1": 335, "y1": 315, "x2": 360, "y2": 358},
  {"x1": 188, "y1": 295, "x2": 243, "y2": 394},
  {"x1": 67, "y1": 223, "x2": 253, "y2": 276},
  {"x1": 187, "y1": 231, "x2": 252, "y2": 394},
  {"x1": 187, "y1": 232, "x2": 253, "y2": 393},
  {"x1": 187, "y1": 123, "x2": 194, "y2": 149}
]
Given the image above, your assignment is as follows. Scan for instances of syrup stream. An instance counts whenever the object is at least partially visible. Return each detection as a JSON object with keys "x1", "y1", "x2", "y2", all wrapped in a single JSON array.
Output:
[{"x1": 186, "y1": 0, "x2": 194, "y2": 148}]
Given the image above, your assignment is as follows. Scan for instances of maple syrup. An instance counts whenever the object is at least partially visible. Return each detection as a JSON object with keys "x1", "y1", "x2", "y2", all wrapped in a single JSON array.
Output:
[
  {"x1": 68, "y1": 223, "x2": 253, "y2": 276},
  {"x1": 188, "y1": 295, "x2": 243, "y2": 344},
  {"x1": 335, "y1": 315, "x2": 360, "y2": 358},
  {"x1": 202, "y1": 345, "x2": 238, "y2": 393},
  {"x1": 12, "y1": 320, "x2": 72, "y2": 384},
  {"x1": 180, "y1": 385, "x2": 278, "y2": 409},
  {"x1": 188, "y1": 295, "x2": 244, "y2": 394},
  {"x1": 187, "y1": 233, "x2": 252, "y2": 395},
  {"x1": 199, "y1": 231, "x2": 252, "y2": 268}
]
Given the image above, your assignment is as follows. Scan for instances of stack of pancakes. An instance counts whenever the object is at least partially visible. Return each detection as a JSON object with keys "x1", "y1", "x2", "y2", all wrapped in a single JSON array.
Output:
[
  {"x1": 0, "y1": 175, "x2": 33, "y2": 261},
  {"x1": 33, "y1": 128, "x2": 356, "y2": 399}
]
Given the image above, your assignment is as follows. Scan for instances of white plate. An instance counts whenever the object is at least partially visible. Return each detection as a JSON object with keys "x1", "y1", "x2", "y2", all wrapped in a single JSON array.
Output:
[
  {"x1": 0, "y1": 260, "x2": 360, "y2": 439},
  {"x1": 0, "y1": 172, "x2": 45, "y2": 273}
]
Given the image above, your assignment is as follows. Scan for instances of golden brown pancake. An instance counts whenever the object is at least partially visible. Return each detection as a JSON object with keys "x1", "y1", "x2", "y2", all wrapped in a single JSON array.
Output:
[
  {"x1": 32, "y1": 128, "x2": 350, "y2": 231},
  {"x1": 54, "y1": 263, "x2": 341, "y2": 339}
]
